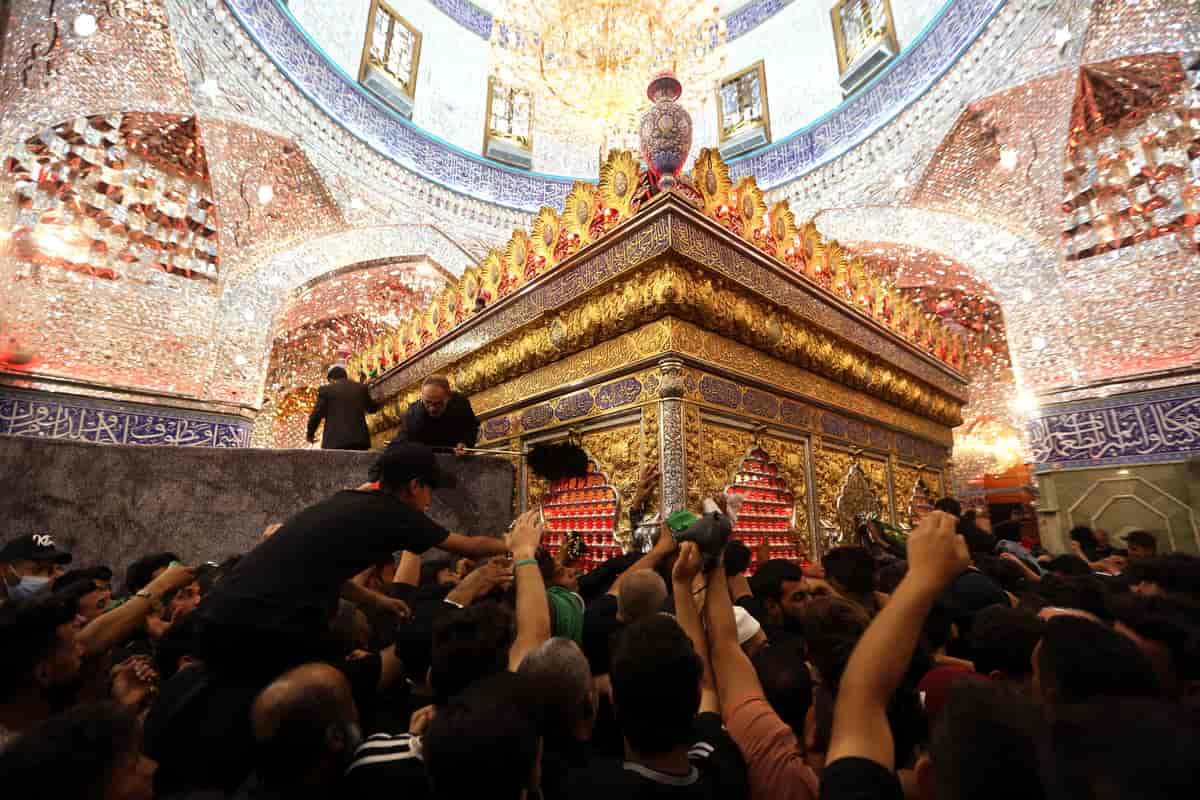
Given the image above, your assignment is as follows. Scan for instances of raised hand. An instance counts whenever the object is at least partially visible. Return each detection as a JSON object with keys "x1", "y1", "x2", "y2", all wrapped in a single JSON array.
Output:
[
  {"x1": 505, "y1": 510, "x2": 544, "y2": 559},
  {"x1": 672, "y1": 541, "x2": 704, "y2": 586},
  {"x1": 905, "y1": 510, "x2": 969, "y2": 593}
]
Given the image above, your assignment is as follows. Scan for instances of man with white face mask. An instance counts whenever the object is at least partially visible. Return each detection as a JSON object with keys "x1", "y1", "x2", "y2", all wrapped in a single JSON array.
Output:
[{"x1": 1, "y1": 534, "x2": 73, "y2": 607}]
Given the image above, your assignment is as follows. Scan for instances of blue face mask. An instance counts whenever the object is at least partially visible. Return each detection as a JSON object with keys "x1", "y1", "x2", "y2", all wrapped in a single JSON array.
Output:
[{"x1": 8, "y1": 574, "x2": 51, "y2": 602}]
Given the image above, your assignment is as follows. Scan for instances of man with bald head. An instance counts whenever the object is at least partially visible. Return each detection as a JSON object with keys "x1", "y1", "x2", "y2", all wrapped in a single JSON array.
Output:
[
  {"x1": 618, "y1": 570, "x2": 668, "y2": 624},
  {"x1": 404, "y1": 375, "x2": 481, "y2": 455},
  {"x1": 244, "y1": 663, "x2": 361, "y2": 799}
]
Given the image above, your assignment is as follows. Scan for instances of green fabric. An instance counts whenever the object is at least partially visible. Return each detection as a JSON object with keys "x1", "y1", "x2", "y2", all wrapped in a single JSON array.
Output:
[{"x1": 547, "y1": 586, "x2": 585, "y2": 644}]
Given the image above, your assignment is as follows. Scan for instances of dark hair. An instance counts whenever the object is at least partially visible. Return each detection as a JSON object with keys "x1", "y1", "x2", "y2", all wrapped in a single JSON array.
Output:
[
  {"x1": 254, "y1": 680, "x2": 351, "y2": 786},
  {"x1": 822, "y1": 546, "x2": 876, "y2": 597},
  {"x1": 875, "y1": 560, "x2": 908, "y2": 594},
  {"x1": 1109, "y1": 592, "x2": 1200, "y2": 697},
  {"x1": 52, "y1": 566, "x2": 112, "y2": 594},
  {"x1": 1069, "y1": 526, "x2": 1099, "y2": 560},
  {"x1": 420, "y1": 558, "x2": 456, "y2": 587},
  {"x1": 424, "y1": 672, "x2": 540, "y2": 800},
  {"x1": 1043, "y1": 699, "x2": 1200, "y2": 800},
  {"x1": 1037, "y1": 574, "x2": 1112, "y2": 620},
  {"x1": 422, "y1": 374, "x2": 451, "y2": 391},
  {"x1": 921, "y1": 597, "x2": 955, "y2": 652},
  {"x1": 969, "y1": 606, "x2": 1045, "y2": 679},
  {"x1": 0, "y1": 594, "x2": 79, "y2": 697},
  {"x1": 0, "y1": 703, "x2": 140, "y2": 796},
  {"x1": 748, "y1": 559, "x2": 804, "y2": 603},
  {"x1": 934, "y1": 497, "x2": 962, "y2": 517},
  {"x1": 931, "y1": 682, "x2": 1047, "y2": 800},
  {"x1": 610, "y1": 615, "x2": 702, "y2": 754},
  {"x1": 802, "y1": 597, "x2": 869, "y2": 691},
  {"x1": 430, "y1": 604, "x2": 514, "y2": 704},
  {"x1": 751, "y1": 642, "x2": 812, "y2": 738},
  {"x1": 977, "y1": 555, "x2": 1030, "y2": 595},
  {"x1": 326, "y1": 366, "x2": 348, "y2": 381},
  {"x1": 1042, "y1": 555, "x2": 1092, "y2": 577},
  {"x1": 124, "y1": 552, "x2": 179, "y2": 596},
  {"x1": 1123, "y1": 554, "x2": 1200, "y2": 599},
  {"x1": 724, "y1": 540, "x2": 751, "y2": 576},
  {"x1": 1037, "y1": 617, "x2": 1159, "y2": 704},
  {"x1": 1124, "y1": 530, "x2": 1157, "y2": 551}
]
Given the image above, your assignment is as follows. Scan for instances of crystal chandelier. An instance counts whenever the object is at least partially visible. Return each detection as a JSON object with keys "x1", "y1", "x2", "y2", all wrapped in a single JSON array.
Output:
[{"x1": 489, "y1": 0, "x2": 727, "y2": 151}]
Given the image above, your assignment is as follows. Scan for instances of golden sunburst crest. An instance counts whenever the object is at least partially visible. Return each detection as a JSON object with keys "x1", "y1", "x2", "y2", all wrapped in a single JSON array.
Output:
[
  {"x1": 563, "y1": 182, "x2": 598, "y2": 245},
  {"x1": 732, "y1": 176, "x2": 766, "y2": 239},
  {"x1": 691, "y1": 147, "x2": 732, "y2": 215},
  {"x1": 531, "y1": 207, "x2": 561, "y2": 270},
  {"x1": 505, "y1": 229, "x2": 533, "y2": 284},
  {"x1": 480, "y1": 249, "x2": 504, "y2": 296},
  {"x1": 767, "y1": 200, "x2": 797, "y2": 260},
  {"x1": 442, "y1": 284, "x2": 461, "y2": 319},
  {"x1": 598, "y1": 150, "x2": 641, "y2": 220},
  {"x1": 459, "y1": 267, "x2": 481, "y2": 307}
]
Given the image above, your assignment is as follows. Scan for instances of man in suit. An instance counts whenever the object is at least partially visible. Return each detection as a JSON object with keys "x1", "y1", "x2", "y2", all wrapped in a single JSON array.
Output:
[{"x1": 306, "y1": 366, "x2": 378, "y2": 450}]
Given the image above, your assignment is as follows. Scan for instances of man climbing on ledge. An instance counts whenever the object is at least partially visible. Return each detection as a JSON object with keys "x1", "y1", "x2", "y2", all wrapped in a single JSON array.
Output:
[
  {"x1": 306, "y1": 365, "x2": 378, "y2": 451},
  {"x1": 372, "y1": 375, "x2": 480, "y2": 480}
]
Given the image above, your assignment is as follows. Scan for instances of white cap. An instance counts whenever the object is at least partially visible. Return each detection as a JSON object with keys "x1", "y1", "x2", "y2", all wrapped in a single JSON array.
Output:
[{"x1": 734, "y1": 605, "x2": 762, "y2": 645}]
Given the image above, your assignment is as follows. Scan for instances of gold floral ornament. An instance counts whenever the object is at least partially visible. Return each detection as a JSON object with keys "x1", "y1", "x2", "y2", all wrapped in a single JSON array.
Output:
[
  {"x1": 427, "y1": 297, "x2": 443, "y2": 335},
  {"x1": 506, "y1": 229, "x2": 533, "y2": 284},
  {"x1": 443, "y1": 285, "x2": 462, "y2": 326},
  {"x1": 691, "y1": 147, "x2": 732, "y2": 217},
  {"x1": 480, "y1": 249, "x2": 504, "y2": 301},
  {"x1": 531, "y1": 207, "x2": 561, "y2": 271},
  {"x1": 406, "y1": 315, "x2": 422, "y2": 354},
  {"x1": 768, "y1": 200, "x2": 797, "y2": 263},
  {"x1": 598, "y1": 150, "x2": 642, "y2": 222},
  {"x1": 460, "y1": 267, "x2": 481, "y2": 311},
  {"x1": 733, "y1": 176, "x2": 767, "y2": 243},
  {"x1": 564, "y1": 182, "x2": 599, "y2": 249}
]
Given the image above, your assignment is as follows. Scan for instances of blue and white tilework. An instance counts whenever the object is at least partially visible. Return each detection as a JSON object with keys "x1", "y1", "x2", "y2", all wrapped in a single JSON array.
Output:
[
  {"x1": 1029, "y1": 384, "x2": 1200, "y2": 470},
  {"x1": 0, "y1": 388, "x2": 252, "y2": 448}
]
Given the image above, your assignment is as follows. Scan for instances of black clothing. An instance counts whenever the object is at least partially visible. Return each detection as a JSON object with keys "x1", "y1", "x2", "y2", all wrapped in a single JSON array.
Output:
[
  {"x1": 820, "y1": 757, "x2": 904, "y2": 800},
  {"x1": 582, "y1": 594, "x2": 623, "y2": 677},
  {"x1": 565, "y1": 712, "x2": 748, "y2": 799},
  {"x1": 307, "y1": 379, "x2": 378, "y2": 450},
  {"x1": 403, "y1": 392, "x2": 480, "y2": 449},
  {"x1": 342, "y1": 732, "x2": 427, "y2": 800},
  {"x1": 193, "y1": 491, "x2": 448, "y2": 669}
]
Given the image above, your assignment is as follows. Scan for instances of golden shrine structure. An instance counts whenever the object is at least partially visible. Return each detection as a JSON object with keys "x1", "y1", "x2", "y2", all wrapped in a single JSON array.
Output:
[{"x1": 351, "y1": 140, "x2": 967, "y2": 561}]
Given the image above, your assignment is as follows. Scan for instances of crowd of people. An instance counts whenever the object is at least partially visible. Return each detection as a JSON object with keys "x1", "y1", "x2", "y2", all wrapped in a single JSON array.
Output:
[{"x1": 3, "y1": 444, "x2": 1199, "y2": 800}]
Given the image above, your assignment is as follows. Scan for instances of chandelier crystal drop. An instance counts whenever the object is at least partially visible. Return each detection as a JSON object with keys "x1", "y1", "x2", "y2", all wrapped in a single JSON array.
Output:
[{"x1": 489, "y1": 0, "x2": 727, "y2": 150}]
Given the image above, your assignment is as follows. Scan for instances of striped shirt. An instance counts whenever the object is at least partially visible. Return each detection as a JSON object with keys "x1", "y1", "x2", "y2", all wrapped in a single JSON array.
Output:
[{"x1": 342, "y1": 733, "x2": 427, "y2": 800}]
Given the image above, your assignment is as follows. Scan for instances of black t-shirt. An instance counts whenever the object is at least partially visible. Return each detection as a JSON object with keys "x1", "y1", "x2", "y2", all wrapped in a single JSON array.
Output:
[
  {"x1": 582, "y1": 594, "x2": 623, "y2": 676},
  {"x1": 821, "y1": 757, "x2": 904, "y2": 800},
  {"x1": 197, "y1": 491, "x2": 448, "y2": 638},
  {"x1": 564, "y1": 713, "x2": 748, "y2": 799}
]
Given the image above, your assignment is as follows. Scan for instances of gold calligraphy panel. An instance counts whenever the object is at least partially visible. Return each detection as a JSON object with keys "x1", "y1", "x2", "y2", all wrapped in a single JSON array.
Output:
[
  {"x1": 893, "y1": 462, "x2": 921, "y2": 524},
  {"x1": 860, "y1": 457, "x2": 892, "y2": 524},
  {"x1": 760, "y1": 433, "x2": 812, "y2": 549},
  {"x1": 691, "y1": 420, "x2": 755, "y2": 512}
]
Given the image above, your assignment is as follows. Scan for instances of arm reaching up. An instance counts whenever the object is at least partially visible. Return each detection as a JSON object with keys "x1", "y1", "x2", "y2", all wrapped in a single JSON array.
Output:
[
  {"x1": 671, "y1": 542, "x2": 718, "y2": 713},
  {"x1": 507, "y1": 511, "x2": 550, "y2": 670},
  {"x1": 826, "y1": 511, "x2": 967, "y2": 771},
  {"x1": 77, "y1": 564, "x2": 195, "y2": 657},
  {"x1": 607, "y1": 523, "x2": 677, "y2": 597}
]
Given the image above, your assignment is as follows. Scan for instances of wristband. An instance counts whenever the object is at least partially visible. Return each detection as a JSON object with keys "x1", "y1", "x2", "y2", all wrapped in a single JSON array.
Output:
[{"x1": 513, "y1": 558, "x2": 539, "y2": 570}]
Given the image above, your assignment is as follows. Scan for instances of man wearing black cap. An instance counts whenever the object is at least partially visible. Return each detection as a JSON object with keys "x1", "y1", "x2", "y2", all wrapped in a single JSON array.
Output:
[
  {"x1": 306, "y1": 365, "x2": 378, "y2": 450},
  {"x1": 1, "y1": 533, "x2": 72, "y2": 607},
  {"x1": 191, "y1": 443, "x2": 537, "y2": 672}
]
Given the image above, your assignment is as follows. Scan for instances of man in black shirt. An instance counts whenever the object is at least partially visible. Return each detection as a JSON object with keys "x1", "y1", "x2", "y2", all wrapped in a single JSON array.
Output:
[
  {"x1": 192, "y1": 443, "x2": 531, "y2": 673},
  {"x1": 306, "y1": 366, "x2": 378, "y2": 450},
  {"x1": 402, "y1": 374, "x2": 480, "y2": 453},
  {"x1": 567, "y1": 614, "x2": 748, "y2": 799}
]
